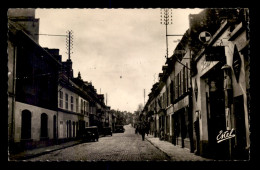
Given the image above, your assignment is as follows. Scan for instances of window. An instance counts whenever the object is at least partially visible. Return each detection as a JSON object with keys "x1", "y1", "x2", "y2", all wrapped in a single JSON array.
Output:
[
  {"x1": 175, "y1": 75, "x2": 179, "y2": 99},
  {"x1": 180, "y1": 70, "x2": 183, "y2": 96},
  {"x1": 81, "y1": 99, "x2": 83, "y2": 114},
  {"x1": 170, "y1": 80, "x2": 174, "y2": 104},
  {"x1": 83, "y1": 101, "x2": 86, "y2": 114},
  {"x1": 71, "y1": 96, "x2": 74, "y2": 111},
  {"x1": 59, "y1": 91, "x2": 63, "y2": 108},
  {"x1": 65, "y1": 93, "x2": 68, "y2": 110},
  {"x1": 86, "y1": 102, "x2": 89, "y2": 115},
  {"x1": 76, "y1": 98, "x2": 79, "y2": 113},
  {"x1": 183, "y1": 66, "x2": 186, "y2": 93}
]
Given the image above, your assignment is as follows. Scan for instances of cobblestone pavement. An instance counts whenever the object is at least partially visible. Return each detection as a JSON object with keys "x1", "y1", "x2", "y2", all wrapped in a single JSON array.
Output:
[{"x1": 27, "y1": 125, "x2": 170, "y2": 161}]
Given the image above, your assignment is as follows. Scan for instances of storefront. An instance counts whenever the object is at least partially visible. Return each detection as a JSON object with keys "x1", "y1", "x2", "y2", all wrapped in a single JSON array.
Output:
[
  {"x1": 172, "y1": 95, "x2": 192, "y2": 150},
  {"x1": 192, "y1": 29, "x2": 249, "y2": 159}
]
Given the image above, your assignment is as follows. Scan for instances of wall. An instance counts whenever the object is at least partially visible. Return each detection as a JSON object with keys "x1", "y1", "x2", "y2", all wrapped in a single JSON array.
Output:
[{"x1": 14, "y1": 101, "x2": 56, "y2": 143}]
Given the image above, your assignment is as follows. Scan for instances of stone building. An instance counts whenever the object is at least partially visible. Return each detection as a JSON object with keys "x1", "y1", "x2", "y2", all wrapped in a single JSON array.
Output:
[{"x1": 8, "y1": 9, "x2": 60, "y2": 151}]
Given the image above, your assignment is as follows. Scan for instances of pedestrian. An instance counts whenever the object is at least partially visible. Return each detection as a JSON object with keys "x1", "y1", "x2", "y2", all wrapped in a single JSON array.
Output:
[
  {"x1": 194, "y1": 111, "x2": 200, "y2": 155},
  {"x1": 160, "y1": 127, "x2": 164, "y2": 140},
  {"x1": 141, "y1": 128, "x2": 145, "y2": 141},
  {"x1": 140, "y1": 124, "x2": 145, "y2": 141},
  {"x1": 146, "y1": 124, "x2": 149, "y2": 136}
]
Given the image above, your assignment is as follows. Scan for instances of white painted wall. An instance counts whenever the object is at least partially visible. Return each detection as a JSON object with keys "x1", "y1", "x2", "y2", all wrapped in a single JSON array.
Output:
[{"x1": 14, "y1": 101, "x2": 56, "y2": 142}]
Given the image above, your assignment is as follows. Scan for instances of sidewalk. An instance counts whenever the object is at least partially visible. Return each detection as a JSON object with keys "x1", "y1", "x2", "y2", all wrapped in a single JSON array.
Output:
[
  {"x1": 145, "y1": 134, "x2": 213, "y2": 161},
  {"x1": 8, "y1": 140, "x2": 83, "y2": 161}
]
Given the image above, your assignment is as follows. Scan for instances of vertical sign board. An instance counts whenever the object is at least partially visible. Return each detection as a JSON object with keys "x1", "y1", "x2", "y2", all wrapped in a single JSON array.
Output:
[{"x1": 232, "y1": 45, "x2": 241, "y2": 82}]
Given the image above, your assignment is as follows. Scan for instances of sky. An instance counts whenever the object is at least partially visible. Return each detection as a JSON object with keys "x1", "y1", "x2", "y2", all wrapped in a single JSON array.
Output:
[{"x1": 35, "y1": 8, "x2": 203, "y2": 113}]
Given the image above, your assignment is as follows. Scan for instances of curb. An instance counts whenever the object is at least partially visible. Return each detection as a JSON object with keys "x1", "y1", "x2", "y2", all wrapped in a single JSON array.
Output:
[
  {"x1": 9, "y1": 141, "x2": 83, "y2": 161},
  {"x1": 145, "y1": 137, "x2": 172, "y2": 160}
]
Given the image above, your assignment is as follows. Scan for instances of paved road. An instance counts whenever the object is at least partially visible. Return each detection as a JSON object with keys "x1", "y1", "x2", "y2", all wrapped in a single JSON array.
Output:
[{"x1": 28, "y1": 125, "x2": 170, "y2": 161}]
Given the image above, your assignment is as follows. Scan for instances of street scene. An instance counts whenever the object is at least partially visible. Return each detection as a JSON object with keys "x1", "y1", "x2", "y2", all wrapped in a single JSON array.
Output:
[
  {"x1": 7, "y1": 8, "x2": 250, "y2": 161},
  {"x1": 27, "y1": 125, "x2": 170, "y2": 161}
]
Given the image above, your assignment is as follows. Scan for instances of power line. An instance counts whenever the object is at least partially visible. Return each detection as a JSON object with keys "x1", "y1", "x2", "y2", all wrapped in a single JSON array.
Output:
[{"x1": 35, "y1": 33, "x2": 67, "y2": 37}]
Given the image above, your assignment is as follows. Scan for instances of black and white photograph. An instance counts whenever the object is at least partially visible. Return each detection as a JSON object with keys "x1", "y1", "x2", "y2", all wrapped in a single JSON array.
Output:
[{"x1": 6, "y1": 8, "x2": 251, "y2": 162}]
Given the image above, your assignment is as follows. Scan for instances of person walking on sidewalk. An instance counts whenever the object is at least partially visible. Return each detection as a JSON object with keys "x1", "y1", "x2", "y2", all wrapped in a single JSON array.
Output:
[
  {"x1": 139, "y1": 124, "x2": 146, "y2": 141},
  {"x1": 194, "y1": 111, "x2": 200, "y2": 155}
]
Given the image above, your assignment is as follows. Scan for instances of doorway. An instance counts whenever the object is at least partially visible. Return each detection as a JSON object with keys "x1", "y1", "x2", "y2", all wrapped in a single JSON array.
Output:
[{"x1": 206, "y1": 68, "x2": 229, "y2": 159}]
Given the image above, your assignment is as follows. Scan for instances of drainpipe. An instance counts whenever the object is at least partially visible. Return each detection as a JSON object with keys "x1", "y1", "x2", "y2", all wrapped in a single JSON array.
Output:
[
  {"x1": 10, "y1": 45, "x2": 17, "y2": 149},
  {"x1": 221, "y1": 64, "x2": 233, "y2": 159}
]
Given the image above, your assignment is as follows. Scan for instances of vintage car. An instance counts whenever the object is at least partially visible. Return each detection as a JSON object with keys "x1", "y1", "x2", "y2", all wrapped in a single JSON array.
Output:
[
  {"x1": 102, "y1": 127, "x2": 113, "y2": 136},
  {"x1": 114, "y1": 125, "x2": 125, "y2": 133},
  {"x1": 82, "y1": 126, "x2": 99, "y2": 142}
]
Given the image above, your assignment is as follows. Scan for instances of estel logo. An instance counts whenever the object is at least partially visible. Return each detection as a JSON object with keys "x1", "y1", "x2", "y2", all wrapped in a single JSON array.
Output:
[{"x1": 216, "y1": 128, "x2": 235, "y2": 143}]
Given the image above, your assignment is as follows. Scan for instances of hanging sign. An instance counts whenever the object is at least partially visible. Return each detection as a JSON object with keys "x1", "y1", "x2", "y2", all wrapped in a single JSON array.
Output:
[
  {"x1": 199, "y1": 31, "x2": 212, "y2": 43},
  {"x1": 232, "y1": 45, "x2": 241, "y2": 82},
  {"x1": 205, "y1": 46, "x2": 226, "y2": 61}
]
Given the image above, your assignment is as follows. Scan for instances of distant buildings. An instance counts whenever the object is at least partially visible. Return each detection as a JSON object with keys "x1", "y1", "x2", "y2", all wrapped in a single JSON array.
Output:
[
  {"x1": 143, "y1": 8, "x2": 250, "y2": 160},
  {"x1": 8, "y1": 9, "x2": 111, "y2": 152}
]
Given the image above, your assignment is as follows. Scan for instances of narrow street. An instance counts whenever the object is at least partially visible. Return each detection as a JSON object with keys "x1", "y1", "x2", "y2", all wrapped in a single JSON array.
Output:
[{"x1": 27, "y1": 125, "x2": 170, "y2": 161}]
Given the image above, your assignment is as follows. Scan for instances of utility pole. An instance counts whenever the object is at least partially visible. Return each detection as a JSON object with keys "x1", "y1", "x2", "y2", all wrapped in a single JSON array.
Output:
[
  {"x1": 160, "y1": 8, "x2": 173, "y2": 59},
  {"x1": 66, "y1": 30, "x2": 73, "y2": 60}
]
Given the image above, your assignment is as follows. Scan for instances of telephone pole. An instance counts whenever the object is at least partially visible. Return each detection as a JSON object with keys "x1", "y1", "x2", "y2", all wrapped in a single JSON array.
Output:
[
  {"x1": 66, "y1": 30, "x2": 73, "y2": 60},
  {"x1": 160, "y1": 9, "x2": 173, "y2": 59}
]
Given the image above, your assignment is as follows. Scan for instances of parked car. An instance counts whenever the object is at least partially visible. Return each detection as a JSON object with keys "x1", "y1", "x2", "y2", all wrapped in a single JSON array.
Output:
[
  {"x1": 102, "y1": 127, "x2": 112, "y2": 136},
  {"x1": 114, "y1": 125, "x2": 125, "y2": 133},
  {"x1": 82, "y1": 126, "x2": 99, "y2": 142}
]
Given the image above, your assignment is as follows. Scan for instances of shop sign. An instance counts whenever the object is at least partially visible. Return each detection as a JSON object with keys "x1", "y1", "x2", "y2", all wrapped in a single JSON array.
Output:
[
  {"x1": 199, "y1": 31, "x2": 212, "y2": 43},
  {"x1": 201, "y1": 59, "x2": 219, "y2": 75},
  {"x1": 205, "y1": 46, "x2": 225, "y2": 61},
  {"x1": 232, "y1": 45, "x2": 241, "y2": 82},
  {"x1": 173, "y1": 95, "x2": 189, "y2": 112}
]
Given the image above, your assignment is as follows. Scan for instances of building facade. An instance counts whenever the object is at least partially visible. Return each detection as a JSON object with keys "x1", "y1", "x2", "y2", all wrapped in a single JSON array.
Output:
[
  {"x1": 8, "y1": 10, "x2": 60, "y2": 151},
  {"x1": 143, "y1": 8, "x2": 250, "y2": 160},
  {"x1": 8, "y1": 9, "x2": 112, "y2": 152},
  {"x1": 190, "y1": 9, "x2": 250, "y2": 159}
]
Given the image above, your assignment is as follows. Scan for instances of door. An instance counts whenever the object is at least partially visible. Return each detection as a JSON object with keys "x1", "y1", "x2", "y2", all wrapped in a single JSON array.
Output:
[{"x1": 207, "y1": 74, "x2": 229, "y2": 159}]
